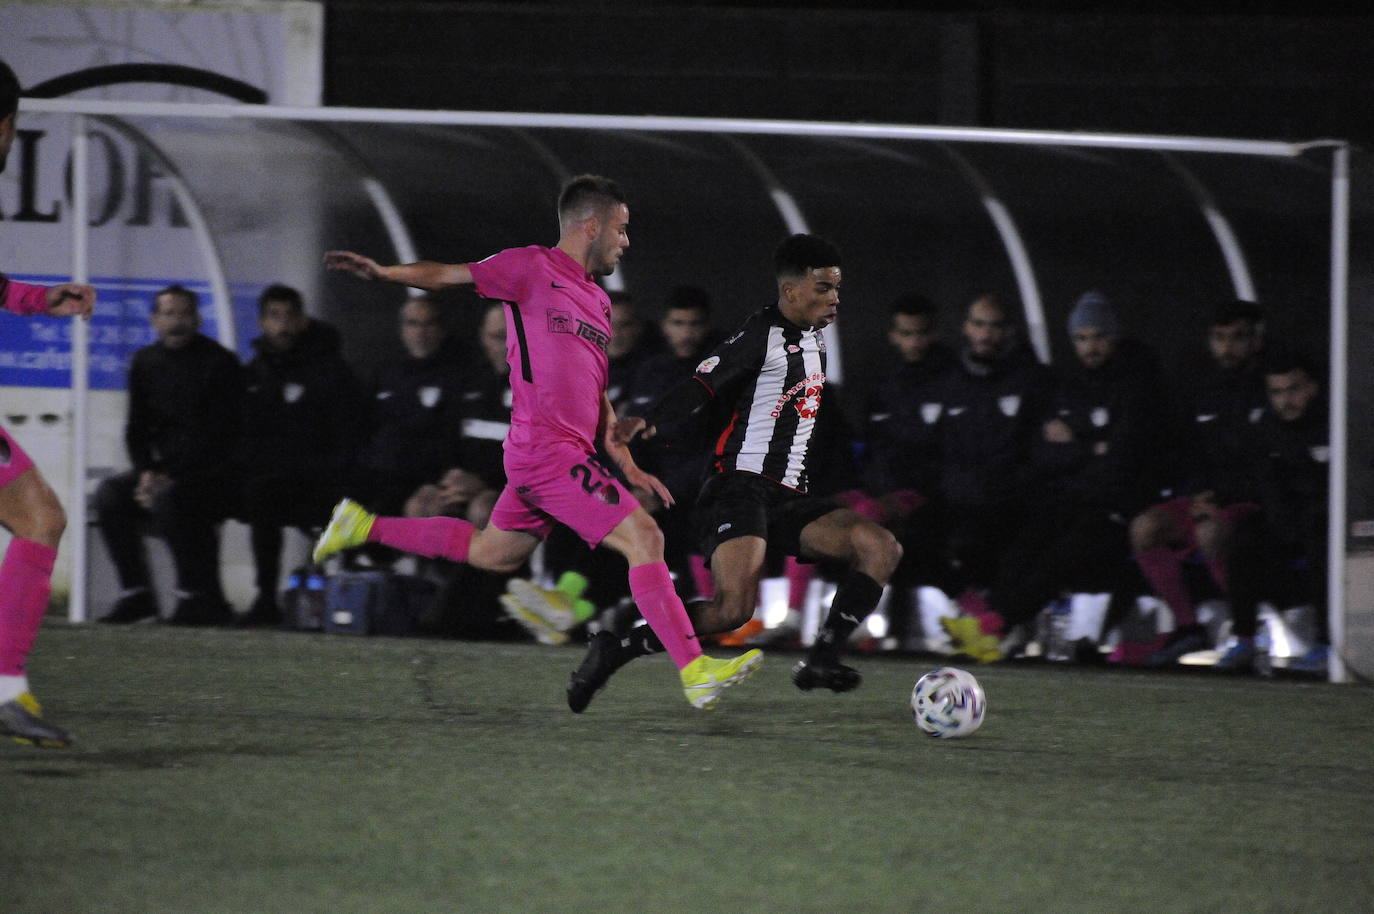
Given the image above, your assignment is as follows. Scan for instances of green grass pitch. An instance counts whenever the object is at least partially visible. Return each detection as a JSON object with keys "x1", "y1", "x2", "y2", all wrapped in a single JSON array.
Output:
[{"x1": 4, "y1": 623, "x2": 1372, "y2": 913}]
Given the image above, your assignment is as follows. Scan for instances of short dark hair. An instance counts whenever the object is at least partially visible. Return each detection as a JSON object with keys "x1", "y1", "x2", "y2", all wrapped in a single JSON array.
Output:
[
  {"x1": 774, "y1": 234, "x2": 842, "y2": 280},
  {"x1": 557, "y1": 174, "x2": 626, "y2": 225},
  {"x1": 965, "y1": 292, "x2": 1010, "y2": 321},
  {"x1": 155, "y1": 284, "x2": 199, "y2": 312},
  {"x1": 402, "y1": 294, "x2": 448, "y2": 325},
  {"x1": 1210, "y1": 299, "x2": 1264, "y2": 330},
  {"x1": 889, "y1": 292, "x2": 937, "y2": 322},
  {"x1": 258, "y1": 283, "x2": 303, "y2": 316},
  {"x1": 664, "y1": 285, "x2": 712, "y2": 316},
  {"x1": 1262, "y1": 344, "x2": 1320, "y2": 381},
  {"x1": 0, "y1": 59, "x2": 19, "y2": 120}
]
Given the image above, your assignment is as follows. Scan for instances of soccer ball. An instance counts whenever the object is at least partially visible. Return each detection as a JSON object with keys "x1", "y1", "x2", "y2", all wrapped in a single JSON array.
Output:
[{"x1": 911, "y1": 667, "x2": 986, "y2": 738}]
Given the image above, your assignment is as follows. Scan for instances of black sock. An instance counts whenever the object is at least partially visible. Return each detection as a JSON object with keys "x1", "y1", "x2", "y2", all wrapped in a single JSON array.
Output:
[
  {"x1": 626, "y1": 625, "x2": 664, "y2": 656},
  {"x1": 810, "y1": 570, "x2": 883, "y2": 662}
]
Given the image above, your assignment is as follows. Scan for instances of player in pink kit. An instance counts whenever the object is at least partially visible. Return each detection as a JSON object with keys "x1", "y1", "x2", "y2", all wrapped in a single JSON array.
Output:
[
  {"x1": 318, "y1": 175, "x2": 760, "y2": 710},
  {"x1": 0, "y1": 59, "x2": 97, "y2": 747}
]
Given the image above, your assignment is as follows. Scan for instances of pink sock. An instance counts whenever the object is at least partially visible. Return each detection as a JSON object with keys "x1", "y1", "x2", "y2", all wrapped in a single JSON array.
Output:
[
  {"x1": 688, "y1": 554, "x2": 715, "y2": 600},
  {"x1": 0, "y1": 538, "x2": 58, "y2": 676},
  {"x1": 1136, "y1": 548, "x2": 1195, "y2": 627},
  {"x1": 368, "y1": 516, "x2": 474, "y2": 561},
  {"x1": 629, "y1": 562, "x2": 702, "y2": 669},
  {"x1": 783, "y1": 557, "x2": 812, "y2": 611}
]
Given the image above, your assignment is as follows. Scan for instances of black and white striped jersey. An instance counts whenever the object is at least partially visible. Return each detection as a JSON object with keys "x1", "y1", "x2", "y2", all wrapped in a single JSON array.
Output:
[{"x1": 690, "y1": 304, "x2": 828, "y2": 493}]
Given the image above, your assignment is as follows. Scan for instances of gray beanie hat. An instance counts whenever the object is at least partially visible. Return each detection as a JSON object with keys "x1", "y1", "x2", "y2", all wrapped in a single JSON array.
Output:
[{"x1": 1068, "y1": 290, "x2": 1120, "y2": 336}]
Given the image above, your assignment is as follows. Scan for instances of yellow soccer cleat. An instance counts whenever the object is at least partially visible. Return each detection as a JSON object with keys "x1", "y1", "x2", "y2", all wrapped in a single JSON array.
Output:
[
  {"x1": 499, "y1": 593, "x2": 570, "y2": 646},
  {"x1": 505, "y1": 578, "x2": 578, "y2": 631},
  {"x1": 312, "y1": 498, "x2": 376, "y2": 563},
  {"x1": 940, "y1": 615, "x2": 1004, "y2": 663},
  {"x1": 0, "y1": 692, "x2": 73, "y2": 748},
  {"x1": 679, "y1": 650, "x2": 763, "y2": 710}
]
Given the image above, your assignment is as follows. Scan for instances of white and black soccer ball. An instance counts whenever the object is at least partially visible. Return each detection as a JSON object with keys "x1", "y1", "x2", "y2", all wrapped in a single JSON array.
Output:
[{"x1": 911, "y1": 667, "x2": 986, "y2": 738}]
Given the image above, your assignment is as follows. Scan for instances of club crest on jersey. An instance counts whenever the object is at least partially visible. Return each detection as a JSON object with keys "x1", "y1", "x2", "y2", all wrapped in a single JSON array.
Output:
[
  {"x1": 547, "y1": 309, "x2": 574, "y2": 334},
  {"x1": 795, "y1": 385, "x2": 823, "y2": 419},
  {"x1": 697, "y1": 356, "x2": 721, "y2": 374},
  {"x1": 283, "y1": 382, "x2": 305, "y2": 404},
  {"x1": 921, "y1": 402, "x2": 942, "y2": 424},
  {"x1": 418, "y1": 386, "x2": 442, "y2": 408},
  {"x1": 998, "y1": 395, "x2": 1021, "y2": 417},
  {"x1": 771, "y1": 371, "x2": 825, "y2": 418},
  {"x1": 1091, "y1": 406, "x2": 1109, "y2": 427}
]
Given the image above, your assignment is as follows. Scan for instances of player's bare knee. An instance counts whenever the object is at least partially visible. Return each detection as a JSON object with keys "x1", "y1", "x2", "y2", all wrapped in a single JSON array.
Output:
[
  {"x1": 1194, "y1": 518, "x2": 1225, "y2": 557},
  {"x1": 28, "y1": 491, "x2": 67, "y2": 545},
  {"x1": 1129, "y1": 509, "x2": 1165, "y2": 551},
  {"x1": 624, "y1": 511, "x2": 665, "y2": 556},
  {"x1": 851, "y1": 521, "x2": 901, "y2": 581}
]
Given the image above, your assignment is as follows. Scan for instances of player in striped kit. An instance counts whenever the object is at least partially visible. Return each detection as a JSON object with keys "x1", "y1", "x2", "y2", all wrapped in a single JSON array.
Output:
[{"x1": 567, "y1": 234, "x2": 902, "y2": 712}]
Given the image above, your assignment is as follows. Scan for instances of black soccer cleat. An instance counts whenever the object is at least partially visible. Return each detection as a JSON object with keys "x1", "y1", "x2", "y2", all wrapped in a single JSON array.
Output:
[
  {"x1": 0, "y1": 693, "x2": 73, "y2": 748},
  {"x1": 100, "y1": 589, "x2": 159, "y2": 624},
  {"x1": 791, "y1": 657, "x2": 862, "y2": 693},
  {"x1": 567, "y1": 630, "x2": 628, "y2": 714},
  {"x1": 167, "y1": 595, "x2": 234, "y2": 627}
]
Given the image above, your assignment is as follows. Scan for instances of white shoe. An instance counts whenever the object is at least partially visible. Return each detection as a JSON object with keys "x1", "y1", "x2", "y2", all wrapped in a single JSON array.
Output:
[
  {"x1": 505, "y1": 578, "x2": 578, "y2": 630},
  {"x1": 499, "y1": 593, "x2": 570, "y2": 646}
]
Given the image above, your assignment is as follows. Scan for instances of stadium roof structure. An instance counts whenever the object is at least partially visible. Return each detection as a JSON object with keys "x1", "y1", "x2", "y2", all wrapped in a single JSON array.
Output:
[{"x1": 16, "y1": 97, "x2": 1364, "y2": 680}]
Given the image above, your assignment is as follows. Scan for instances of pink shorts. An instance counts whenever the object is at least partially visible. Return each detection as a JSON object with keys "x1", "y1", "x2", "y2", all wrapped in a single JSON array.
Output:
[
  {"x1": 1156, "y1": 495, "x2": 1260, "y2": 551},
  {"x1": 489, "y1": 444, "x2": 638, "y2": 548},
  {"x1": 0, "y1": 423, "x2": 36, "y2": 489}
]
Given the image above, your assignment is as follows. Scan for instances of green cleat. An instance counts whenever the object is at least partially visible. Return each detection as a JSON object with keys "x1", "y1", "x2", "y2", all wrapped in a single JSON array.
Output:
[
  {"x1": 312, "y1": 499, "x2": 376, "y2": 563},
  {"x1": 940, "y1": 615, "x2": 1004, "y2": 663},
  {"x1": 679, "y1": 650, "x2": 763, "y2": 710},
  {"x1": 1, "y1": 692, "x2": 73, "y2": 748}
]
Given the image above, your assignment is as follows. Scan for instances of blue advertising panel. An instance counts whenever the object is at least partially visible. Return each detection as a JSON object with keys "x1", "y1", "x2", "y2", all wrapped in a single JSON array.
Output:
[{"x1": 1, "y1": 275, "x2": 256, "y2": 390}]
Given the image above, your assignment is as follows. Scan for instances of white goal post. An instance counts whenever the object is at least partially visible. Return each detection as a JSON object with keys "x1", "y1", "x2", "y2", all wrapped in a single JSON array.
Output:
[{"x1": 13, "y1": 97, "x2": 1358, "y2": 681}]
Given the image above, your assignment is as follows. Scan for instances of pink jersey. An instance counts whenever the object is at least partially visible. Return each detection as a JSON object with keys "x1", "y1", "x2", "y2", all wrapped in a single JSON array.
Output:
[
  {"x1": 468, "y1": 245, "x2": 612, "y2": 461},
  {"x1": 1, "y1": 275, "x2": 49, "y2": 316}
]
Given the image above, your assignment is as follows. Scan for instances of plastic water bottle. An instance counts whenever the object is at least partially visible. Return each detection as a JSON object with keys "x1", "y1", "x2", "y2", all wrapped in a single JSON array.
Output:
[{"x1": 1045, "y1": 598, "x2": 1073, "y2": 662}]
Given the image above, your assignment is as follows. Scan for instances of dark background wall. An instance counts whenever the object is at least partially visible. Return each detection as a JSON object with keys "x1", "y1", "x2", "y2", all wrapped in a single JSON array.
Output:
[
  {"x1": 324, "y1": 2, "x2": 1373, "y2": 142},
  {"x1": 317, "y1": 1, "x2": 1373, "y2": 526}
]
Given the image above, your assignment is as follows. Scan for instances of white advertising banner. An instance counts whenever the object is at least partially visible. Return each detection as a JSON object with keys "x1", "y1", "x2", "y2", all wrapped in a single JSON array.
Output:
[
  {"x1": 0, "y1": 0, "x2": 323, "y2": 106},
  {"x1": 1, "y1": 2, "x2": 324, "y2": 607}
]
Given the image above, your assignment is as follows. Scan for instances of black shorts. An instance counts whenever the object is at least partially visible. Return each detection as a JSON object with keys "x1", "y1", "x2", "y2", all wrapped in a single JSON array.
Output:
[{"x1": 693, "y1": 472, "x2": 839, "y2": 561}]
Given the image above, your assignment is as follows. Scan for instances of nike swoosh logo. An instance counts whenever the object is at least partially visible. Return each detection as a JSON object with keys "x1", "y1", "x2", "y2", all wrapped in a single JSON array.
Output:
[
  {"x1": 840, "y1": 613, "x2": 859, "y2": 625},
  {"x1": 948, "y1": 406, "x2": 966, "y2": 416},
  {"x1": 1197, "y1": 414, "x2": 1217, "y2": 422},
  {"x1": 551, "y1": 282, "x2": 569, "y2": 289}
]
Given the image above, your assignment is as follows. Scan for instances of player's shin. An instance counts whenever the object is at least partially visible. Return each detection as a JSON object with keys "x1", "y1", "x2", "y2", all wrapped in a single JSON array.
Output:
[
  {"x1": 369, "y1": 516, "x2": 474, "y2": 562},
  {"x1": 810, "y1": 569, "x2": 883, "y2": 662},
  {"x1": 626, "y1": 561, "x2": 700, "y2": 668},
  {"x1": 0, "y1": 538, "x2": 57, "y2": 678}
]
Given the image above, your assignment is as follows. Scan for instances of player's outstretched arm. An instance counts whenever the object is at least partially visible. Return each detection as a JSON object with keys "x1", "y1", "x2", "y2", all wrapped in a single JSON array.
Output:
[
  {"x1": 45, "y1": 283, "x2": 95, "y2": 320},
  {"x1": 323, "y1": 250, "x2": 473, "y2": 292}
]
